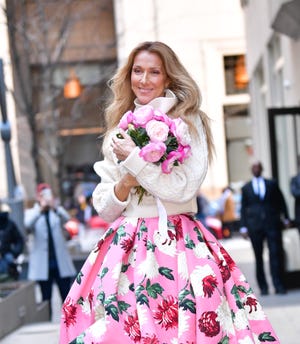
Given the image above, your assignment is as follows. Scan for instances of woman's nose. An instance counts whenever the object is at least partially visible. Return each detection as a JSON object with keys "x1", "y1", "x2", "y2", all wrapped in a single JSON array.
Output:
[{"x1": 140, "y1": 72, "x2": 148, "y2": 83}]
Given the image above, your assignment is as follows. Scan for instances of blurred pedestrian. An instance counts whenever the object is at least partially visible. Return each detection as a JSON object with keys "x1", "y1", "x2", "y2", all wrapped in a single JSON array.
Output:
[
  {"x1": 24, "y1": 183, "x2": 76, "y2": 318},
  {"x1": 290, "y1": 156, "x2": 300, "y2": 232},
  {"x1": 195, "y1": 191, "x2": 209, "y2": 225},
  {"x1": 219, "y1": 186, "x2": 238, "y2": 238},
  {"x1": 240, "y1": 161, "x2": 290, "y2": 295},
  {"x1": 0, "y1": 203, "x2": 24, "y2": 280}
]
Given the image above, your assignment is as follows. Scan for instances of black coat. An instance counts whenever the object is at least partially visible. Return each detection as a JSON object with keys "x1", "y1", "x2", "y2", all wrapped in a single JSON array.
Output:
[
  {"x1": 290, "y1": 173, "x2": 300, "y2": 223},
  {"x1": 0, "y1": 212, "x2": 24, "y2": 258},
  {"x1": 240, "y1": 178, "x2": 289, "y2": 232}
]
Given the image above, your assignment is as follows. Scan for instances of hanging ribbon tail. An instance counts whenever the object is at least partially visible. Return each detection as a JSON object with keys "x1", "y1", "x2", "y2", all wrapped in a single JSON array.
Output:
[{"x1": 156, "y1": 197, "x2": 172, "y2": 244}]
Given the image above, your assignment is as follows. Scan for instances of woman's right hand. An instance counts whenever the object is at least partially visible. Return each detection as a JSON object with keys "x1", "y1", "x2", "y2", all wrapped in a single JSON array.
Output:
[{"x1": 114, "y1": 173, "x2": 140, "y2": 202}]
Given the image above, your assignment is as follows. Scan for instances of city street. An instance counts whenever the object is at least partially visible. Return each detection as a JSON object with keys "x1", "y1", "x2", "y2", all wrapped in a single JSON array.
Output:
[{"x1": 1, "y1": 233, "x2": 300, "y2": 343}]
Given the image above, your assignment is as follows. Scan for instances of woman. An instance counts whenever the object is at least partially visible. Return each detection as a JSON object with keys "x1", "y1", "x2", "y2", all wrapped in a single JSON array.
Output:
[{"x1": 60, "y1": 42, "x2": 279, "y2": 343}]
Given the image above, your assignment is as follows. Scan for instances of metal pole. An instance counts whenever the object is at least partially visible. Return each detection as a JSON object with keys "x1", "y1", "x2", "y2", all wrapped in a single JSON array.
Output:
[{"x1": 0, "y1": 58, "x2": 24, "y2": 233}]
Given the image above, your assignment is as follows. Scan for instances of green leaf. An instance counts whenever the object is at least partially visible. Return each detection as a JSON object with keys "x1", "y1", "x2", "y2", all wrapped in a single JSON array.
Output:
[
  {"x1": 106, "y1": 304, "x2": 119, "y2": 321},
  {"x1": 219, "y1": 335, "x2": 229, "y2": 344},
  {"x1": 77, "y1": 296, "x2": 84, "y2": 306},
  {"x1": 258, "y1": 331, "x2": 277, "y2": 342},
  {"x1": 76, "y1": 271, "x2": 83, "y2": 284},
  {"x1": 185, "y1": 234, "x2": 196, "y2": 249},
  {"x1": 121, "y1": 264, "x2": 129, "y2": 273},
  {"x1": 159, "y1": 267, "x2": 175, "y2": 280},
  {"x1": 100, "y1": 267, "x2": 109, "y2": 279},
  {"x1": 117, "y1": 300, "x2": 131, "y2": 314},
  {"x1": 178, "y1": 289, "x2": 190, "y2": 301},
  {"x1": 137, "y1": 293, "x2": 149, "y2": 307},
  {"x1": 97, "y1": 291, "x2": 105, "y2": 303},
  {"x1": 146, "y1": 282, "x2": 164, "y2": 299},
  {"x1": 179, "y1": 298, "x2": 196, "y2": 314}
]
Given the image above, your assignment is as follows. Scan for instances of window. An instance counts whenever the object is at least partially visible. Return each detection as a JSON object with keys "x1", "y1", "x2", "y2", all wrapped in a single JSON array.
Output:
[{"x1": 224, "y1": 55, "x2": 249, "y2": 95}]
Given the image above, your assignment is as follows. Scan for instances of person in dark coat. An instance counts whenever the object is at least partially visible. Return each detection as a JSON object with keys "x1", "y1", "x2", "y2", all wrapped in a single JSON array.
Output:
[
  {"x1": 290, "y1": 157, "x2": 300, "y2": 232},
  {"x1": 0, "y1": 203, "x2": 24, "y2": 280},
  {"x1": 240, "y1": 161, "x2": 290, "y2": 295}
]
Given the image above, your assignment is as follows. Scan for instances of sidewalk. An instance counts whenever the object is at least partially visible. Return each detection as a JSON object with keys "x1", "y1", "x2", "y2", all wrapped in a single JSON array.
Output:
[{"x1": 1, "y1": 236, "x2": 300, "y2": 343}]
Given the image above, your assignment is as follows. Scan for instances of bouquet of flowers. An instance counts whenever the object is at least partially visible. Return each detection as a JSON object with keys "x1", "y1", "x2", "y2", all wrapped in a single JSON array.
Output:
[{"x1": 117, "y1": 105, "x2": 192, "y2": 203}]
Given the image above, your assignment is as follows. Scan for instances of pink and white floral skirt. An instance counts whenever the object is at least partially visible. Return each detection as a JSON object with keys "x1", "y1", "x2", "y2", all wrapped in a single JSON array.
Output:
[{"x1": 60, "y1": 214, "x2": 279, "y2": 343}]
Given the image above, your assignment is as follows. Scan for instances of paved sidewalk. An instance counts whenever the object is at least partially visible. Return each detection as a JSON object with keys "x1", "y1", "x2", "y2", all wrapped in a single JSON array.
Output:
[{"x1": 1, "y1": 236, "x2": 300, "y2": 343}]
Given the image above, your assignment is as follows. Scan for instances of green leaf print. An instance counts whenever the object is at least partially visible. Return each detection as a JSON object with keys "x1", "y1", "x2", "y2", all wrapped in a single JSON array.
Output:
[
  {"x1": 69, "y1": 333, "x2": 85, "y2": 343},
  {"x1": 105, "y1": 294, "x2": 117, "y2": 304},
  {"x1": 76, "y1": 271, "x2": 83, "y2": 284},
  {"x1": 137, "y1": 220, "x2": 148, "y2": 240},
  {"x1": 179, "y1": 298, "x2": 196, "y2": 314},
  {"x1": 146, "y1": 280, "x2": 164, "y2": 299},
  {"x1": 106, "y1": 304, "x2": 119, "y2": 321},
  {"x1": 146, "y1": 240, "x2": 156, "y2": 252},
  {"x1": 159, "y1": 267, "x2": 175, "y2": 280},
  {"x1": 121, "y1": 264, "x2": 129, "y2": 273},
  {"x1": 112, "y1": 225, "x2": 126, "y2": 244},
  {"x1": 117, "y1": 300, "x2": 131, "y2": 314},
  {"x1": 100, "y1": 267, "x2": 109, "y2": 279},
  {"x1": 129, "y1": 283, "x2": 135, "y2": 292},
  {"x1": 219, "y1": 335, "x2": 229, "y2": 344},
  {"x1": 97, "y1": 291, "x2": 105, "y2": 303},
  {"x1": 77, "y1": 296, "x2": 84, "y2": 306},
  {"x1": 178, "y1": 289, "x2": 190, "y2": 302},
  {"x1": 258, "y1": 331, "x2": 276, "y2": 342},
  {"x1": 135, "y1": 284, "x2": 145, "y2": 296},
  {"x1": 193, "y1": 226, "x2": 204, "y2": 242},
  {"x1": 137, "y1": 293, "x2": 150, "y2": 307},
  {"x1": 185, "y1": 234, "x2": 196, "y2": 249}
]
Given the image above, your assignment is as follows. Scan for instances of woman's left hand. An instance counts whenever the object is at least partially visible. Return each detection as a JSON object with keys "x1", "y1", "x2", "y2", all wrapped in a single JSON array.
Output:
[{"x1": 112, "y1": 129, "x2": 136, "y2": 161}]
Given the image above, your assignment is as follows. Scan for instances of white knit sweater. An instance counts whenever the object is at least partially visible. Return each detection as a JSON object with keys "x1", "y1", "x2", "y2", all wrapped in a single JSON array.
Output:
[{"x1": 92, "y1": 90, "x2": 208, "y2": 223}]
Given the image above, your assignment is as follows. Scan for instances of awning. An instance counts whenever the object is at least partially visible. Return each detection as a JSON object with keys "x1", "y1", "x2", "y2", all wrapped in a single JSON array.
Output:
[{"x1": 272, "y1": 0, "x2": 300, "y2": 39}]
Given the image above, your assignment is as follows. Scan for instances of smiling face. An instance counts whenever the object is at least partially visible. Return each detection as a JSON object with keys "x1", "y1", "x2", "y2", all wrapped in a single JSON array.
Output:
[{"x1": 131, "y1": 50, "x2": 169, "y2": 105}]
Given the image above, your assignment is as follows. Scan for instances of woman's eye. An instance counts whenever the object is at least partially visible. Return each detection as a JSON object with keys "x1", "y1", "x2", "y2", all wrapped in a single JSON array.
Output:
[
  {"x1": 133, "y1": 68, "x2": 142, "y2": 74},
  {"x1": 151, "y1": 70, "x2": 160, "y2": 75}
]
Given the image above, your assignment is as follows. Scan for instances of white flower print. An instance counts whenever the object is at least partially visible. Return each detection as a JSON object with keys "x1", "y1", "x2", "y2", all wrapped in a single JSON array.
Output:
[
  {"x1": 190, "y1": 264, "x2": 215, "y2": 297},
  {"x1": 178, "y1": 308, "x2": 190, "y2": 337},
  {"x1": 178, "y1": 251, "x2": 189, "y2": 280},
  {"x1": 112, "y1": 262, "x2": 130, "y2": 295},
  {"x1": 87, "y1": 250, "x2": 97, "y2": 265},
  {"x1": 193, "y1": 242, "x2": 213, "y2": 258},
  {"x1": 128, "y1": 244, "x2": 137, "y2": 267},
  {"x1": 136, "y1": 305, "x2": 148, "y2": 326},
  {"x1": 95, "y1": 303, "x2": 106, "y2": 321},
  {"x1": 244, "y1": 298, "x2": 266, "y2": 321},
  {"x1": 171, "y1": 339, "x2": 179, "y2": 344},
  {"x1": 137, "y1": 250, "x2": 159, "y2": 279},
  {"x1": 153, "y1": 230, "x2": 177, "y2": 257},
  {"x1": 80, "y1": 298, "x2": 92, "y2": 315},
  {"x1": 216, "y1": 296, "x2": 235, "y2": 335},
  {"x1": 233, "y1": 309, "x2": 249, "y2": 330},
  {"x1": 238, "y1": 335, "x2": 255, "y2": 344},
  {"x1": 88, "y1": 317, "x2": 109, "y2": 340}
]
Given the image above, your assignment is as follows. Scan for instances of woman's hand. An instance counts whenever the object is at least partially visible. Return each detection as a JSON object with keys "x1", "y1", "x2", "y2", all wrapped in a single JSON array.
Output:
[
  {"x1": 114, "y1": 173, "x2": 140, "y2": 201},
  {"x1": 111, "y1": 129, "x2": 136, "y2": 162}
]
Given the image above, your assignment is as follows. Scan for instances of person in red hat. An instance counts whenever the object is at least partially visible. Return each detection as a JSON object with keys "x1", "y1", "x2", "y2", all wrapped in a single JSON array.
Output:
[{"x1": 24, "y1": 183, "x2": 76, "y2": 319}]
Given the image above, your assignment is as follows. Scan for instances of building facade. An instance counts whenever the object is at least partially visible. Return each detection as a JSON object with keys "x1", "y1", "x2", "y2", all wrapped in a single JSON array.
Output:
[{"x1": 241, "y1": 0, "x2": 300, "y2": 218}]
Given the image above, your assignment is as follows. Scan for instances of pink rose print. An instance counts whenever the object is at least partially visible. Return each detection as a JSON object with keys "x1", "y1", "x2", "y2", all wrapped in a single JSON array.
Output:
[
  {"x1": 198, "y1": 311, "x2": 220, "y2": 337},
  {"x1": 62, "y1": 297, "x2": 77, "y2": 327},
  {"x1": 153, "y1": 295, "x2": 178, "y2": 330},
  {"x1": 124, "y1": 310, "x2": 141, "y2": 342},
  {"x1": 202, "y1": 275, "x2": 218, "y2": 297}
]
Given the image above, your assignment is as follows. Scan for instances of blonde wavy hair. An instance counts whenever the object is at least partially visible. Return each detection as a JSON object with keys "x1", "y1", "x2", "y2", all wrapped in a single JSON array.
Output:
[{"x1": 104, "y1": 41, "x2": 214, "y2": 161}]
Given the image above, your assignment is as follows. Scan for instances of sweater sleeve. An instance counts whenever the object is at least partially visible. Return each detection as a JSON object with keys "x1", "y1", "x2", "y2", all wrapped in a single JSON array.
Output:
[
  {"x1": 122, "y1": 116, "x2": 208, "y2": 202},
  {"x1": 92, "y1": 132, "x2": 131, "y2": 223}
]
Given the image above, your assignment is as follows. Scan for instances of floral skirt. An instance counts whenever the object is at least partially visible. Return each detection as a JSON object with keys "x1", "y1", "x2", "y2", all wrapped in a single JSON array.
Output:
[{"x1": 60, "y1": 214, "x2": 279, "y2": 343}]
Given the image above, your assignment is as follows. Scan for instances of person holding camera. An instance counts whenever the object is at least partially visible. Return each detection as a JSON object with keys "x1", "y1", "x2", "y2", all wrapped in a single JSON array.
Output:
[{"x1": 24, "y1": 183, "x2": 76, "y2": 319}]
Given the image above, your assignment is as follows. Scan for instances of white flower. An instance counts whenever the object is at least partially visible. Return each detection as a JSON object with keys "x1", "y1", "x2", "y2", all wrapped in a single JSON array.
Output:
[
  {"x1": 244, "y1": 298, "x2": 266, "y2": 321},
  {"x1": 128, "y1": 244, "x2": 137, "y2": 266},
  {"x1": 88, "y1": 317, "x2": 109, "y2": 340},
  {"x1": 87, "y1": 250, "x2": 97, "y2": 265},
  {"x1": 178, "y1": 308, "x2": 190, "y2": 337},
  {"x1": 112, "y1": 262, "x2": 130, "y2": 295},
  {"x1": 193, "y1": 242, "x2": 213, "y2": 258},
  {"x1": 137, "y1": 250, "x2": 159, "y2": 279},
  {"x1": 178, "y1": 251, "x2": 189, "y2": 280},
  {"x1": 95, "y1": 304, "x2": 106, "y2": 321},
  {"x1": 136, "y1": 305, "x2": 148, "y2": 326},
  {"x1": 190, "y1": 264, "x2": 215, "y2": 297},
  {"x1": 216, "y1": 296, "x2": 235, "y2": 335},
  {"x1": 153, "y1": 230, "x2": 177, "y2": 257},
  {"x1": 233, "y1": 309, "x2": 249, "y2": 330},
  {"x1": 238, "y1": 335, "x2": 255, "y2": 344},
  {"x1": 171, "y1": 339, "x2": 179, "y2": 344}
]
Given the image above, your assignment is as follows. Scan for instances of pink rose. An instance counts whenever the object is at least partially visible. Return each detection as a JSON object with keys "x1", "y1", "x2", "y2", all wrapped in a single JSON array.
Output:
[
  {"x1": 118, "y1": 110, "x2": 134, "y2": 130},
  {"x1": 139, "y1": 141, "x2": 166, "y2": 162},
  {"x1": 161, "y1": 150, "x2": 182, "y2": 174},
  {"x1": 172, "y1": 118, "x2": 191, "y2": 146},
  {"x1": 153, "y1": 109, "x2": 172, "y2": 126},
  {"x1": 133, "y1": 105, "x2": 154, "y2": 127},
  {"x1": 177, "y1": 145, "x2": 192, "y2": 163},
  {"x1": 146, "y1": 120, "x2": 169, "y2": 142}
]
